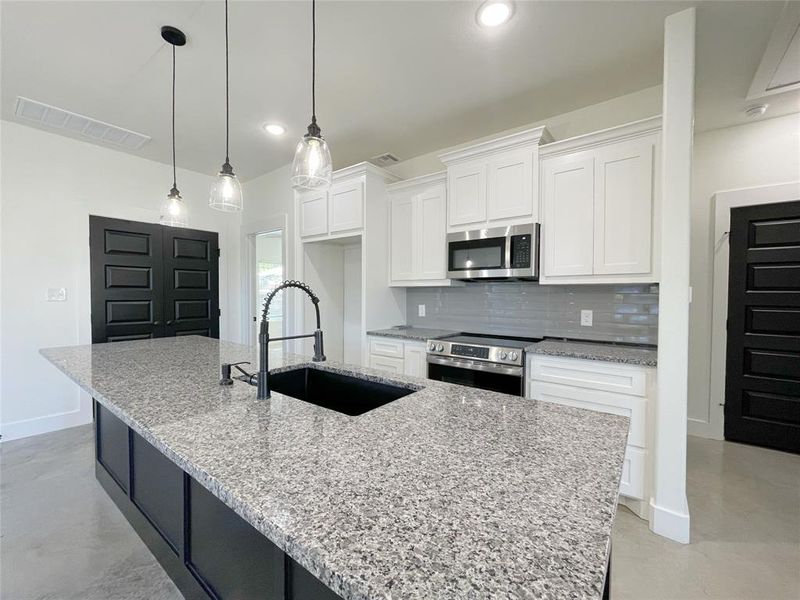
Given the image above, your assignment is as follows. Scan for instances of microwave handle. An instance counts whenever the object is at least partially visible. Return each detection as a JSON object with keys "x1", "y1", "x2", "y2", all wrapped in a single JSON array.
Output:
[{"x1": 504, "y1": 233, "x2": 512, "y2": 270}]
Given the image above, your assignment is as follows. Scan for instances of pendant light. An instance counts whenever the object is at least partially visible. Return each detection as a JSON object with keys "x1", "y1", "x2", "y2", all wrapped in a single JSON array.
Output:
[
  {"x1": 160, "y1": 26, "x2": 188, "y2": 227},
  {"x1": 209, "y1": 0, "x2": 243, "y2": 211},
  {"x1": 290, "y1": 0, "x2": 332, "y2": 190}
]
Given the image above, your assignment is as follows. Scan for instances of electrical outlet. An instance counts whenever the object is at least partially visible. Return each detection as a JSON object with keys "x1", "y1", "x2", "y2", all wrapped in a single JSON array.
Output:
[
  {"x1": 418, "y1": 304, "x2": 426, "y2": 317},
  {"x1": 47, "y1": 287, "x2": 67, "y2": 302},
  {"x1": 580, "y1": 309, "x2": 593, "y2": 327}
]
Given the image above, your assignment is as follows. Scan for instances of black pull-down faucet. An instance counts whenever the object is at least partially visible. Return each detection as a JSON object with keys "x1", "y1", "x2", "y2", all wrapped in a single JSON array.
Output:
[{"x1": 220, "y1": 280, "x2": 325, "y2": 399}]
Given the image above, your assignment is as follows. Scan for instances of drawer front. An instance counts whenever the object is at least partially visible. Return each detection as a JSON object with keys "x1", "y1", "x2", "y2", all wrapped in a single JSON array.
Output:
[
  {"x1": 619, "y1": 446, "x2": 646, "y2": 500},
  {"x1": 529, "y1": 355, "x2": 647, "y2": 396},
  {"x1": 528, "y1": 381, "x2": 647, "y2": 447},
  {"x1": 369, "y1": 355, "x2": 405, "y2": 374},
  {"x1": 368, "y1": 337, "x2": 405, "y2": 359}
]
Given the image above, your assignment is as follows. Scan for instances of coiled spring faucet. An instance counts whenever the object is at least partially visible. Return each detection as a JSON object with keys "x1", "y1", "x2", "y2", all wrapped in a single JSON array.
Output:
[{"x1": 220, "y1": 280, "x2": 325, "y2": 399}]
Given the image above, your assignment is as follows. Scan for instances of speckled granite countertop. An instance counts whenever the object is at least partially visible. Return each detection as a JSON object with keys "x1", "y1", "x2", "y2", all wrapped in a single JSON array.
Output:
[
  {"x1": 526, "y1": 339, "x2": 658, "y2": 367},
  {"x1": 42, "y1": 336, "x2": 628, "y2": 600},
  {"x1": 366, "y1": 326, "x2": 459, "y2": 341}
]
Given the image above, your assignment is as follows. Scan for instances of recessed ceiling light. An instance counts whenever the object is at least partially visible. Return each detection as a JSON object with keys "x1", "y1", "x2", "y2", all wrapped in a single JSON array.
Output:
[
  {"x1": 477, "y1": 1, "x2": 513, "y2": 28},
  {"x1": 264, "y1": 123, "x2": 286, "y2": 136}
]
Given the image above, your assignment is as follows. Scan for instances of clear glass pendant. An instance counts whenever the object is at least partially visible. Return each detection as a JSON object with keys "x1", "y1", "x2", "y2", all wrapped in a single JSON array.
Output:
[
  {"x1": 209, "y1": 162, "x2": 243, "y2": 211},
  {"x1": 160, "y1": 186, "x2": 188, "y2": 227},
  {"x1": 290, "y1": 120, "x2": 332, "y2": 191}
]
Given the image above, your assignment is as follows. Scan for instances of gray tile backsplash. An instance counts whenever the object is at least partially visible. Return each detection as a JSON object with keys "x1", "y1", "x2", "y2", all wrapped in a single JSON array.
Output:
[{"x1": 406, "y1": 283, "x2": 659, "y2": 345}]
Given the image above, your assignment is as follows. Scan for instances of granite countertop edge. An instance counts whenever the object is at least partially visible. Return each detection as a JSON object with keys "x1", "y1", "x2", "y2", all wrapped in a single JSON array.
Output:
[
  {"x1": 525, "y1": 339, "x2": 658, "y2": 367},
  {"x1": 365, "y1": 327, "x2": 460, "y2": 341}
]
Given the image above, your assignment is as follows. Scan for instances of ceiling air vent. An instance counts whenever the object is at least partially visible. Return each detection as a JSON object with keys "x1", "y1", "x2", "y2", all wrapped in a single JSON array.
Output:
[
  {"x1": 369, "y1": 152, "x2": 400, "y2": 167},
  {"x1": 14, "y1": 97, "x2": 151, "y2": 150}
]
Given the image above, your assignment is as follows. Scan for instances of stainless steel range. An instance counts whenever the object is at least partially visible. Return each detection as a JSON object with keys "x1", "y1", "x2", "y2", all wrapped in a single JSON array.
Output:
[{"x1": 426, "y1": 333, "x2": 542, "y2": 396}]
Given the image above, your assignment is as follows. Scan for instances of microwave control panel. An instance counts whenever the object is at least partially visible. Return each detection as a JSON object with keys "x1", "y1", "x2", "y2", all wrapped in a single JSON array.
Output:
[{"x1": 510, "y1": 234, "x2": 532, "y2": 269}]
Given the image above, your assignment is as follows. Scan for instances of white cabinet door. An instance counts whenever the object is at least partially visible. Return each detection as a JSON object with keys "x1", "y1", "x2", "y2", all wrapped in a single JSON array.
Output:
[
  {"x1": 416, "y1": 184, "x2": 447, "y2": 279},
  {"x1": 299, "y1": 191, "x2": 328, "y2": 238},
  {"x1": 542, "y1": 154, "x2": 595, "y2": 277},
  {"x1": 403, "y1": 342, "x2": 427, "y2": 378},
  {"x1": 593, "y1": 139, "x2": 654, "y2": 275},
  {"x1": 448, "y1": 160, "x2": 487, "y2": 227},
  {"x1": 487, "y1": 148, "x2": 533, "y2": 221},
  {"x1": 329, "y1": 179, "x2": 364, "y2": 233},
  {"x1": 390, "y1": 196, "x2": 415, "y2": 281}
]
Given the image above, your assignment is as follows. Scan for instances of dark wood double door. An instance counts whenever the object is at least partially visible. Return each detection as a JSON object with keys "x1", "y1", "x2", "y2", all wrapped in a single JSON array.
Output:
[
  {"x1": 725, "y1": 200, "x2": 800, "y2": 454},
  {"x1": 90, "y1": 216, "x2": 219, "y2": 343}
]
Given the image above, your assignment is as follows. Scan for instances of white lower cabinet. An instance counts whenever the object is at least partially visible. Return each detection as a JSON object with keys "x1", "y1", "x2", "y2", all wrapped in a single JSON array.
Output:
[
  {"x1": 368, "y1": 336, "x2": 428, "y2": 378},
  {"x1": 527, "y1": 354, "x2": 654, "y2": 518}
]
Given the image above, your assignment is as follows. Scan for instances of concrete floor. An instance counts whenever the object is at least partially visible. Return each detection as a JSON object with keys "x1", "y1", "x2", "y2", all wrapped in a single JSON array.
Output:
[{"x1": 1, "y1": 426, "x2": 798, "y2": 600}]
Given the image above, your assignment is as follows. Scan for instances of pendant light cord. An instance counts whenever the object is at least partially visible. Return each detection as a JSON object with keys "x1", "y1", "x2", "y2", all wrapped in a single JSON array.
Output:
[
  {"x1": 225, "y1": 0, "x2": 230, "y2": 164},
  {"x1": 171, "y1": 44, "x2": 177, "y2": 189},
  {"x1": 311, "y1": 0, "x2": 316, "y2": 124}
]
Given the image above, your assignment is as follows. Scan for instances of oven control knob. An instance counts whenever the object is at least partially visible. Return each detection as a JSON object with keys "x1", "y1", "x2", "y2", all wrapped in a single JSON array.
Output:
[
  {"x1": 429, "y1": 342, "x2": 437, "y2": 351},
  {"x1": 436, "y1": 343, "x2": 444, "y2": 352},
  {"x1": 509, "y1": 351, "x2": 519, "y2": 361},
  {"x1": 499, "y1": 351, "x2": 508, "y2": 360}
]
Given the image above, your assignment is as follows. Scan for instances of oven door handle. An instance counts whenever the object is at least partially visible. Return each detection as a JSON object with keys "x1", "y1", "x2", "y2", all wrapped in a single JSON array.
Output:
[{"x1": 426, "y1": 355, "x2": 523, "y2": 377}]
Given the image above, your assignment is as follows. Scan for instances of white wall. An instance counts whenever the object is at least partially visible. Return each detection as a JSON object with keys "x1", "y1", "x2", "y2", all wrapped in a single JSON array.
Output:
[
  {"x1": 386, "y1": 85, "x2": 664, "y2": 179},
  {"x1": 688, "y1": 112, "x2": 800, "y2": 438},
  {"x1": 0, "y1": 121, "x2": 242, "y2": 441}
]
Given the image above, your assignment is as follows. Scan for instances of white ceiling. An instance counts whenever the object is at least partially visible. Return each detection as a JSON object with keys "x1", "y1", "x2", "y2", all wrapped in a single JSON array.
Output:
[{"x1": 1, "y1": 1, "x2": 795, "y2": 181}]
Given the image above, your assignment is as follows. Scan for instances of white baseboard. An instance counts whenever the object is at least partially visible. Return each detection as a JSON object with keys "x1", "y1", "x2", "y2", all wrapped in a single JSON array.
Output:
[
  {"x1": 688, "y1": 417, "x2": 724, "y2": 440},
  {"x1": 0, "y1": 408, "x2": 92, "y2": 442},
  {"x1": 649, "y1": 499, "x2": 691, "y2": 543}
]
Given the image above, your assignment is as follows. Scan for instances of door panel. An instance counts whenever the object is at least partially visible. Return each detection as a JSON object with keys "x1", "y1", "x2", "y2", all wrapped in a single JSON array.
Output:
[
  {"x1": 329, "y1": 180, "x2": 364, "y2": 233},
  {"x1": 417, "y1": 184, "x2": 447, "y2": 279},
  {"x1": 90, "y1": 217, "x2": 164, "y2": 342},
  {"x1": 390, "y1": 196, "x2": 414, "y2": 281},
  {"x1": 162, "y1": 227, "x2": 219, "y2": 339},
  {"x1": 299, "y1": 192, "x2": 328, "y2": 237},
  {"x1": 542, "y1": 154, "x2": 594, "y2": 277},
  {"x1": 487, "y1": 149, "x2": 532, "y2": 221},
  {"x1": 725, "y1": 200, "x2": 800, "y2": 453},
  {"x1": 448, "y1": 160, "x2": 487, "y2": 227},
  {"x1": 593, "y1": 139, "x2": 654, "y2": 275}
]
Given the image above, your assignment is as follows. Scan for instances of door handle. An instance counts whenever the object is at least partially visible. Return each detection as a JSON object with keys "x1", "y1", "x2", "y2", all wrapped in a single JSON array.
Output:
[
  {"x1": 167, "y1": 320, "x2": 174, "y2": 326},
  {"x1": 153, "y1": 321, "x2": 161, "y2": 326}
]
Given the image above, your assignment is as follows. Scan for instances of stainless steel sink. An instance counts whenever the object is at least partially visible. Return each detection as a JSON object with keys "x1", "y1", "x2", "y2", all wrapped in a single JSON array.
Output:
[{"x1": 268, "y1": 367, "x2": 416, "y2": 416}]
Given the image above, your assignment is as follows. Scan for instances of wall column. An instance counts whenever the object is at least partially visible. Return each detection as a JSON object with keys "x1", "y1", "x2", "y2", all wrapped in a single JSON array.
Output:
[{"x1": 651, "y1": 7, "x2": 695, "y2": 544}]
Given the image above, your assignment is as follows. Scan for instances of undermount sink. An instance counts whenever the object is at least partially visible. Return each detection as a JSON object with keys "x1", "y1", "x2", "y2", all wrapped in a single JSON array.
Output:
[{"x1": 268, "y1": 367, "x2": 417, "y2": 416}]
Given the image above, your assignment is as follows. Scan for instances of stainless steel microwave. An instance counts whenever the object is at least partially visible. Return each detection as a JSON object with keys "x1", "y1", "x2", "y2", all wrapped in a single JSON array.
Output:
[{"x1": 446, "y1": 223, "x2": 540, "y2": 281}]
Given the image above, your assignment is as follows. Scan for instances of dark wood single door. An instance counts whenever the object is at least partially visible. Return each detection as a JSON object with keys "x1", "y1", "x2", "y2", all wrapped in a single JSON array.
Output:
[
  {"x1": 90, "y1": 216, "x2": 219, "y2": 342},
  {"x1": 162, "y1": 226, "x2": 219, "y2": 338},
  {"x1": 90, "y1": 217, "x2": 165, "y2": 342},
  {"x1": 725, "y1": 200, "x2": 800, "y2": 454}
]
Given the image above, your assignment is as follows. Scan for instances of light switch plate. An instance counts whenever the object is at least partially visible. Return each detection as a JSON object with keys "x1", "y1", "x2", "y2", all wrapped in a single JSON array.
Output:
[
  {"x1": 418, "y1": 304, "x2": 426, "y2": 317},
  {"x1": 580, "y1": 309, "x2": 593, "y2": 327},
  {"x1": 47, "y1": 287, "x2": 67, "y2": 302}
]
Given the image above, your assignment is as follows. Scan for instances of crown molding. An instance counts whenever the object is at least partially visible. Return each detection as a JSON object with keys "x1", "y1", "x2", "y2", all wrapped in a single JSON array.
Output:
[
  {"x1": 539, "y1": 116, "x2": 662, "y2": 157},
  {"x1": 439, "y1": 125, "x2": 553, "y2": 164},
  {"x1": 386, "y1": 171, "x2": 446, "y2": 193},
  {"x1": 333, "y1": 161, "x2": 402, "y2": 183}
]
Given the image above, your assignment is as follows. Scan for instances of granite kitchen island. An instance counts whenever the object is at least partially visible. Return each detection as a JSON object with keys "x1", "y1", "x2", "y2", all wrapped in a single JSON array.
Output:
[{"x1": 42, "y1": 336, "x2": 629, "y2": 600}]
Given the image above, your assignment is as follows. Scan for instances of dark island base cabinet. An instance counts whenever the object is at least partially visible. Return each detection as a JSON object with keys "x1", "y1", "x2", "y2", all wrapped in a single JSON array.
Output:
[{"x1": 93, "y1": 401, "x2": 342, "y2": 600}]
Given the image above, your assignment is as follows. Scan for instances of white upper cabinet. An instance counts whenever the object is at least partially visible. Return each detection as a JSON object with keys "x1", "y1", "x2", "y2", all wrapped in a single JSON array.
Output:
[
  {"x1": 487, "y1": 148, "x2": 533, "y2": 222},
  {"x1": 440, "y1": 126, "x2": 552, "y2": 232},
  {"x1": 539, "y1": 117, "x2": 661, "y2": 284},
  {"x1": 390, "y1": 195, "x2": 414, "y2": 281},
  {"x1": 299, "y1": 191, "x2": 328, "y2": 238},
  {"x1": 297, "y1": 163, "x2": 394, "y2": 241},
  {"x1": 447, "y1": 160, "x2": 486, "y2": 227},
  {"x1": 542, "y1": 154, "x2": 595, "y2": 277},
  {"x1": 593, "y1": 139, "x2": 653, "y2": 275},
  {"x1": 329, "y1": 179, "x2": 364, "y2": 233},
  {"x1": 388, "y1": 173, "x2": 452, "y2": 286}
]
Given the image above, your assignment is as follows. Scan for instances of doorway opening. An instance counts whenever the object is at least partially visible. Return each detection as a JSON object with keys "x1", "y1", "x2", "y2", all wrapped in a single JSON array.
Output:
[{"x1": 253, "y1": 229, "x2": 285, "y2": 342}]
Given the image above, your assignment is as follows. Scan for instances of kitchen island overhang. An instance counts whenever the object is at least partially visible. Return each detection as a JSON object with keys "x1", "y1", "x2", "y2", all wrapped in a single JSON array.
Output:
[{"x1": 41, "y1": 335, "x2": 629, "y2": 600}]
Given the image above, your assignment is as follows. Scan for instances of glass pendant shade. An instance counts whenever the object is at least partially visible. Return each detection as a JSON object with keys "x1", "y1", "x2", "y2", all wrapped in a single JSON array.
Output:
[
  {"x1": 290, "y1": 130, "x2": 332, "y2": 190},
  {"x1": 209, "y1": 164, "x2": 243, "y2": 211},
  {"x1": 160, "y1": 187, "x2": 188, "y2": 228}
]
